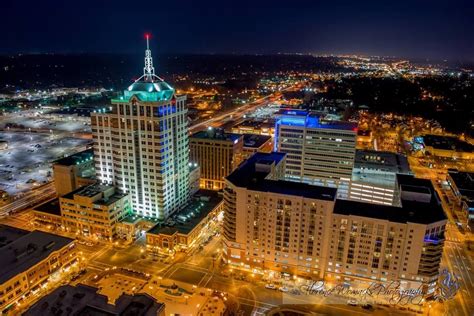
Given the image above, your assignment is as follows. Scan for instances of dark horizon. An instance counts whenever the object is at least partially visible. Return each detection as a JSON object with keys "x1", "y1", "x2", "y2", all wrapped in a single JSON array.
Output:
[
  {"x1": 1, "y1": 52, "x2": 473, "y2": 66},
  {"x1": 2, "y1": 0, "x2": 473, "y2": 62}
]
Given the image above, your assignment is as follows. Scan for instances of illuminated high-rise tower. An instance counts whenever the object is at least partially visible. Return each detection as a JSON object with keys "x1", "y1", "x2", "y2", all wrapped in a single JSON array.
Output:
[{"x1": 91, "y1": 35, "x2": 189, "y2": 219}]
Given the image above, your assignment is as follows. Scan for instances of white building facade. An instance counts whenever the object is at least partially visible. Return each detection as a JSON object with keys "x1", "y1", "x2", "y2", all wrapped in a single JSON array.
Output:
[
  {"x1": 274, "y1": 110, "x2": 356, "y2": 195},
  {"x1": 223, "y1": 153, "x2": 446, "y2": 294},
  {"x1": 91, "y1": 39, "x2": 189, "y2": 219}
]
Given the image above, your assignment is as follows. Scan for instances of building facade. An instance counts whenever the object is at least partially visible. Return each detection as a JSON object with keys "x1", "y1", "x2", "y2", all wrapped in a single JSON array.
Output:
[
  {"x1": 189, "y1": 129, "x2": 243, "y2": 190},
  {"x1": 356, "y1": 129, "x2": 373, "y2": 149},
  {"x1": 60, "y1": 184, "x2": 131, "y2": 240},
  {"x1": 188, "y1": 164, "x2": 201, "y2": 196},
  {"x1": 147, "y1": 191, "x2": 223, "y2": 253},
  {"x1": 274, "y1": 110, "x2": 357, "y2": 190},
  {"x1": 223, "y1": 153, "x2": 446, "y2": 294},
  {"x1": 347, "y1": 150, "x2": 412, "y2": 206},
  {"x1": 53, "y1": 149, "x2": 96, "y2": 196},
  {"x1": 0, "y1": 226, "x2": 77, "y2": 315},
  {"x1": 446, "y1": 170, "x2": 474, "y2": 230},
  {"x1": 91, "y1": 40, "x2": 189, "y2": 219},
  {"x1": 223, "y1": 153, "x2": 336, "y2": 279},
  {"x1": 32, "y1": 199, "x2": 62, "y2": 229}
]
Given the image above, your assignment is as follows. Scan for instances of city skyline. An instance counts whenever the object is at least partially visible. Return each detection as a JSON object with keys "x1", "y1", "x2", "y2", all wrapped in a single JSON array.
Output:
[
  {"x1": 1, "y1": 0, "x2": 473, "y2": 61},
  {"x1": 0, "y1": 8, "x2": 472, "y2": 315}
]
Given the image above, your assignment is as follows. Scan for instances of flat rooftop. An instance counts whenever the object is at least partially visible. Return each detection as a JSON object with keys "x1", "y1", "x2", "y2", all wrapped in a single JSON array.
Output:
[
  {"x1": 243, "y1": 134, "x2": 272, "y2": 149},
  {"x1": 62, "y1": 184, "x2": 127, "y2": 206},
  {"x1": 247, "y1": 179, "x2": 337, "y2": 201},
  {"x1": 54, "y1": 148, "x2": 94, "y2": 166},
  {"x1": 25, "y1": 284, "x2": 165, "y2": 316},
  {"x1": 0, "y1": 227, "x2": 74, "y2": 284},
  {"x1": 33, "y1": 198, "x2": 61, "y2": 216},
  {"x1": 191, "y1": 130, "x2": 242, "y2": 142},
  {"x1": 354, "y1": 150, "x2": 411, "y2": 174},
  {"x1": 276, "y1": 109, "x2": 357, "y2": 131},
  {"x1": 335, "y1": 176, "x2": 446, "y2": 224},
  {"x1": 121, "y1": 215, "x2": 141, "y2": 225},
  {"x1": 351, "y1": 172, "x2": 396, "y2": 188},
  {"x1": 0, "y1": 225, "x2": 29, "y2": 248},
  {"x1": 226, "y1": 152, "x2": 286, "y2": 187},
  {"x1": 423, "y1": 135, "x2": 474, "y2": 153},
  {"x1": 233, "y1": 119, "x2": 274, "y2": 129},
  {"x1": 148, "y1": 190, "x2": 223, "y2": 236},
  {"x1": 227, "y1": 152, "x2": 337, "y2": 201},
  {"x1": 448, "y1": 170, "x2": 474, "y2": 200},
  {"x1": 334, "y1": 197, "x2": 445, "y2": 225}
]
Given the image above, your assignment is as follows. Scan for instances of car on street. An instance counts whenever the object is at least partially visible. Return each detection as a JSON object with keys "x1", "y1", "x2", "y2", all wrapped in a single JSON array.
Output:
[
  {"x1": 278, "y1": 286, "x2": 289, "y2": 292},
  {"x1": 347, "y1": 299, "x2": 358, "y2": 306},
  {"x1": 265, "y1": 284, "x2": 276, "y2": 290},
  {"x1": 290, "y1": 288, "x2": 301, "y2": 295}
]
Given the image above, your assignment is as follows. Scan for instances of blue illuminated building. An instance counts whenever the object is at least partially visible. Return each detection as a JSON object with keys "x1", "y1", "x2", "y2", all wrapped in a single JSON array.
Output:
[{"x1": 274, "y1": 110, "x2": 357, "y2": 188}]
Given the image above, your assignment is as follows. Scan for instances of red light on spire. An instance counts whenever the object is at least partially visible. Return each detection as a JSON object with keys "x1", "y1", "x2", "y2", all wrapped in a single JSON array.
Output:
[{"x1": 144, "y1": 33, "x2": 151, "y2": 39}]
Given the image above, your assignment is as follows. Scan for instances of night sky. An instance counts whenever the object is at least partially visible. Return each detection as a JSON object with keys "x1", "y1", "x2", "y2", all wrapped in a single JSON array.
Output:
[{"x1": 2, "y1": 0, "x2": 473, "y2": 60}]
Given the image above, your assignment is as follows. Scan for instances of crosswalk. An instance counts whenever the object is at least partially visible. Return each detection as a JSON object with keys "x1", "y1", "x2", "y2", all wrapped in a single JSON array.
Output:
[{"x1": 445, "y1": 238, "x2": 463, "y2": 243}]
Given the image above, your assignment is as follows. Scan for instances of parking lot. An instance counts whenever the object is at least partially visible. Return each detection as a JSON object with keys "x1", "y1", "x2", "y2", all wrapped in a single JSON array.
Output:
[
  {"x1": 0, "y1": 132, "x2": 90, "y2": 194},
  {"x1": 0, "y1": 114, "x2": 90, "y2": 133}
]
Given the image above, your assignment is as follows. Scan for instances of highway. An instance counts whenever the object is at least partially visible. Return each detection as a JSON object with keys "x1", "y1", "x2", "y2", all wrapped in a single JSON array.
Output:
[
  {"x1": 188, "y1": 85, "x2": 298, "y2": 134},
  {"x1": 0, "y1": 182, "x2": 56, "y2": 216}
]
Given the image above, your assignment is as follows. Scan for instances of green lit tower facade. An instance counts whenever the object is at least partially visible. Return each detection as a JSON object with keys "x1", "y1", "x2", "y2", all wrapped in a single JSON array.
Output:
[{"x1": 91, "y1": 36, "x2": 189, "y2": 219}]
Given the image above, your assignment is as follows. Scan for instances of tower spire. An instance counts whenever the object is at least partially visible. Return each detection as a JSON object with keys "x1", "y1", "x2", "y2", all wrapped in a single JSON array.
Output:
[{"x1": 143, "y1": 33, "x2": 155, "y2": 81}]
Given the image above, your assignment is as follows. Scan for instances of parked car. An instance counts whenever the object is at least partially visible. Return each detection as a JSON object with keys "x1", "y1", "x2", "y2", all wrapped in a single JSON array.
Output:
[
  {"x1": 265, "y1": 284, "x2": 276, "y2": 290},
  {"x1": 362, "y1": 304, "x2": 373, "y2": 310},
  {"x1": 347, "y1": 299, "x2": 358, "y2": 306}
]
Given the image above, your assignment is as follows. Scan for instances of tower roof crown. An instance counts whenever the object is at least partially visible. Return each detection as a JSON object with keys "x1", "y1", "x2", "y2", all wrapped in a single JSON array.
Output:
[{"x1": 123, "y1": 34, "x2": 175, "y2": 102}]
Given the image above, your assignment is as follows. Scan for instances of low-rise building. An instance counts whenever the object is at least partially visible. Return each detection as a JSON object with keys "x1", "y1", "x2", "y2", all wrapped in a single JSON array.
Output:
[
  {"x1": 147, "y1": 190, "x2": 223, "y2": 254},
  {"x1": 53, "y1": 149, "x2": 96, "y2": 196},
  {"x1": 32, "y1": 198, "x2": 62, "y2": 229},
  {"x1": 116, "y1": 215, "x2": 142, "y2": 242},
  {"x1": 25, "y1": 284, "x2": 165, "y2": 316},
  {"x1": 356, "y1": 129, "x2": 372, "y2": 149},
  {"x1": 60, "y1": 184, "x2": 131, "y2": 240},
  {"x1": 447, "y1": 170, "x2": 474, "y2": 230},
  {"x1": 420, "y1": 134, "x2": 474, "y2": 160},
  {"x1": 0, "y1": 226, "x2": 77, "y2": 315},
  {"x1": 242, "y1": 134, "x2": 273, "y2": 159},
  {"x1": 231, "y1": 119, "x2": 275, "y2": 136}
]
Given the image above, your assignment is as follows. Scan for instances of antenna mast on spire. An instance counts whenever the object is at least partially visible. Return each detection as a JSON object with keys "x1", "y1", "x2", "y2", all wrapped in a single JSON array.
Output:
[{"x1": 143, "y1": 33, "x2": 155, "y2": 81}]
